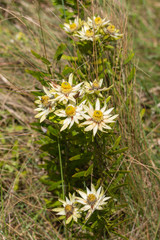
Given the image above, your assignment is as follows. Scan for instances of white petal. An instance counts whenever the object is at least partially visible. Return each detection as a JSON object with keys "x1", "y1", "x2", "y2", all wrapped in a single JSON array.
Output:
[
  {"x1": 73, "y1": 216, "x2": 78, "y2": 222},
  {"x1": 86, "y1": 187, "x2": 91, "y2": 195},
  {"x1": 96, "y1": 206, "x2": 103, "y2": 210},
  {"x1": 59, "y1": 199, "x2": 66, "y2": 205},
  {"x1": 56, "y1": 210, "x2": 65, "y2": 215},
  {"x1": 74, "y1": 117, "x2": 79, "y2": 124},
  {"x1": 88, "y1": 108, "x2": 94, "y2": 117},
  {"x1": 73, "y1": 84, "x2": 83, "y2": 92},
  {"x1": 43, "y1": 87, "x2": 49, "y2": 96},
  {"x1": 35, "y1": 111, "x2": 44, "y2": 118},
  {"x1": 77, "y1": 190, "x2": 87, "y2": 200},
  {"x1": 101, "y1": 123, "x2": 111, "y2": 130},
  {"x1": 52, "y1": 207, "x2": 64, "y2": 212},
  {"x1": 81, "y1": 120, "x2": 93, "y2": 125},
  {"x1": 69, "y1": 119, "x2": 75, "y2": 129},
  {"x1": 103, "y1": 108, "x2": 114, "y2": 115},
  {"x1": 85, "y1": 124, "x2": 95, "y2": 131},
  {"x1": 107, "y1": 114, "x2": 118, "y2": 121},
  {"x1": 88, "y1": 102, "x2": 93, "y2": 112},
  {"x1": 81, "y1": 205, "x2": 91, "y2": 211},
  {"x1": 91, "y1": 184, "x2": 96, "y2": 195},
  {"x1": 68, "y1": 73, "x2": 73, "y2": 85},
  {"x1": 101, "y1": 102, "x2": 107, "y2": 113},
  {"x1": 102, "y1": 196, "x2": 111, "y2": 202},
  {"x1": 93, "y1": 124, "x2": 98, "y2": 136},
  {"x1": 66, "y1": 215, "x2": 73, "y2": 224},
  {"x1": 82, "y1": 114, "x2": 91, "y2": 120},
  {"x1": 96, "y1": 186, "x2": 102, "y2": 197},
  {"x1": 99, "y1": 79, "x2": 103, "y2": 87},
  {"x1": 98, "y1": 123, "x2": 103, "y2": 131},
  {"x1": 40, "y1": 114, "x2": 47, "y2": 123},
  {"x1": 95, "y1": 98, "x2": 100, "y2": 110},
  {"x1": 55, "y1": 110, "x2": 66, "y2": 117},
  {"x1": 76, "y1": 198, "x2": 86, "y2": 205},
  {"x1": 60, "y1": 122, "x2": 69, "y2": 131},
  {"x1": 83, "y1": 105, "x2": 89, "y2": 111},
  {"x1": 66, "y1": 197, "x2": 70, "y2": 204}
]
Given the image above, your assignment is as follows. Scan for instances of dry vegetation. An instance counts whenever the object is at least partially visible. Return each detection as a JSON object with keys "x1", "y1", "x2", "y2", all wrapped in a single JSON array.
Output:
[{"x1": 0, "y1": 0, "x2": 159, "y2": 239}]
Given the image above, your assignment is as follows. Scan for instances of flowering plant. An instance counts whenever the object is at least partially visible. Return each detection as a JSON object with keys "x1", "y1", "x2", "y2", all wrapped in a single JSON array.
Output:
[{"x1": 29, "y1": 7, "x2": 129, "y2": 239}]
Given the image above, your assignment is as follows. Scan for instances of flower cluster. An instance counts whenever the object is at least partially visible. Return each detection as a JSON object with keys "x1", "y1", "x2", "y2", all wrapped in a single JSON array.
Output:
[
  {"x1": 53, "y1": 184, "x2": 110, "y2": 224},
  {"x1": 34, "y1": 74, "x2": 118, "y2": 136},
  {"x1": 63, "y1": 15, "x2": 123, "y2": 41},
  {"x1": 33, "y1": 12, "x2": 125, "y2": 234}
]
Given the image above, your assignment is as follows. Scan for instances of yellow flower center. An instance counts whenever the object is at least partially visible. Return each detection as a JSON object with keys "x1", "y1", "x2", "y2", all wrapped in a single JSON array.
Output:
[
  {"x1": 85, "y1": 29, "x2": 94, "y2": 37},
  {"x1": 95, "y1": 17, "x2": 102, "y2": 25},
  {"x1": 41, "y1": 95, "x2": 49, "y2": 107},
  {"x1": 107, "y1": 25, "x2": 115, "y2": 33},
  {"x1": 70, "y1": 23, "x2": 77, "y2": 31},
  {"x1": 92, "y1": 110, "x2": 103, "y2": 123},
  {"x1": 65, "y1": 204, "x2": 74, "y2": 219},
  {"x1": 61, "y1": 82, "x2": 72, "y2": 94},
  {"x1": 87, "y1": 194, "x2": 97, "y2": 207},
  {"x1": 65, "y1": 106, "x2": 76, "y2": 117},
  {"x1": 92, "y1": 80, "x2": 100, "y2": 89},
  {"x1": 65, "y1": 204, "x2": 73, "y2": 213}
]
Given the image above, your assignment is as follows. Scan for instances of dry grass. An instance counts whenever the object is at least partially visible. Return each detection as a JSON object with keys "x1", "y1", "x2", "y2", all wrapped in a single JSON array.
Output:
[
  {"x1": 0, "y1": 1, "x2": 63, "y2": 239},
  {"x1": 0, "y1": 0, "x2": 159, "y2": 239}
]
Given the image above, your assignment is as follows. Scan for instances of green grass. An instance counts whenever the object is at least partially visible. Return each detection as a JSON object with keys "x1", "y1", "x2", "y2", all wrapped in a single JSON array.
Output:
[{"x1": 0, "y1": 0, "x2": 159, "y2": 239}]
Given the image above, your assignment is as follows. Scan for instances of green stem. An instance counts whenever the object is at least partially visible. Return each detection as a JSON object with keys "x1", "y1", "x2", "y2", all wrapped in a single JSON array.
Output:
[
  {"x1": 61, "y1": 0, "x2": 66, "y2": 18},
  {"x1": 58, "y1": 137, "x2": 65, "y2": 200}
]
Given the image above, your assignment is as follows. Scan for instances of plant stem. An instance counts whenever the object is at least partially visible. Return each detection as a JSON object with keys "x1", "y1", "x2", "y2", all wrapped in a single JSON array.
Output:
[
  {"x1": 61, "y1": 0, "x2": 66, "y2": 18},
  {"x1": 58, "y1": 137, "x2": 65, "y2": 200}
]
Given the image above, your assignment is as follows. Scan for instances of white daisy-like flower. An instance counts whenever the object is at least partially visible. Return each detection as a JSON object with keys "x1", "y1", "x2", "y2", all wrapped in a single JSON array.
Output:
[
  {"x1": 75, "y1": 25, "x2": 100, "y2": 41},
  {"x1": 81, "y1": 98, "x2": 118, "y2": 136},
  {"x1": 35, "y1": 87, "x2": 55, "y2": 123},
  {"x1": 53, "y1": 193, "x2": 81, "y2": 224},
  {"x1": 49, "y1": 73, "x2": 83, "y2": 104},
  {"x1": 76, "y1": 184, "x2": 110, "y2": 220},
  {"x1": 104, "y1": 24, "x2": 123, "y2": 40},
  {"x1": 55, "y1": 101, "x2": 86, "y2": 131},
  {"x1": 85, "y1": 79, "x2": 112, "y2": 96},
  {"x1": 87, "y1": 16, "x2": 110, "y2": 29},
  {"x1": 63, "y1": 17, "x2": 80, "y2": 33}
]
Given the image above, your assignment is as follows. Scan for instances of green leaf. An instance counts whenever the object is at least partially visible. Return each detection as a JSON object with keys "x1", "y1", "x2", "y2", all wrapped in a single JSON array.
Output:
[
  {"x1": 72, "y1": 171, "x2": 85, "y2": 178},
  {"x1": 109, "y1": 170, "x2": 130, "y2": 173},
  {"x1": 106, "y1": 96, "x2": 111, "y2": 104},
  {"x1": 25, "y1": 69, "x2": 48, "y2": 86},
  {"x1": 62, "y1": 66, "x2": 73, "y2": 75},
  {"x1": 113, "y1": 136, "x2": 121, "y2": 149},
  {"x1": 54, "y1": 43, "x2": 66, "y2": 61},
  {"x1": 62, "y1": 55, "x2": 78, "y2": 61},
  {"x1": 31, "y1": 90, "x2": 43, "y2": 96},
  {"x1": 48, "y1": 180, "x2": 62, "y2": 191},
  {"x1": 69, "y1": 154, "x2": 82, "y2": 161},
  {"x1": 111, "y1": 154, "x2": 124, "y2": 169},
  {"x1": 110, "y1": 183, "x2": 127, "y2": 191},
  {"x1": 105, "y1": 45, "x2": 114, "y2": 49},
  {"x1": 84, "y1": 164, "x2": 93, "y2": 177},
  {"x1": 13, "y1": 177, "x2": 19, "y2": 191},
  {"x1": 124, "y1": 52, "x2": 134, "y2": 65},
  {"x1": 126, "y1": 67, "x2": 135, "y2": 83},
  {"x1": 140, "y1": 108, "x2": 145, "y2": 119},
  {"x1": 91, "y1": 220, "x2": 98, "y2": 228},
  {"x1": 47, "y1": 126, "x2": 59, "y2": 137},
  {"x1": 31, "y1": 50, "x2": 51, "y2": 65},
  {"x1": 111, "y1": 230, "x2": 129, "y2": 240},
  {"x1": 108, "y1": 147, "x2": 128, "y2": 155}
]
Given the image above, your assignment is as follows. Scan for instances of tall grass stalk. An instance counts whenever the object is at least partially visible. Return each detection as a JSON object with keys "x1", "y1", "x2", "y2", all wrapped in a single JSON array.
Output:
[
  {"x1": 61, "y1": 0, "x2": 66, "y2": 18},
  {"x1": 58, "y1": 137, "x2": 65, "y2": 200}
]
